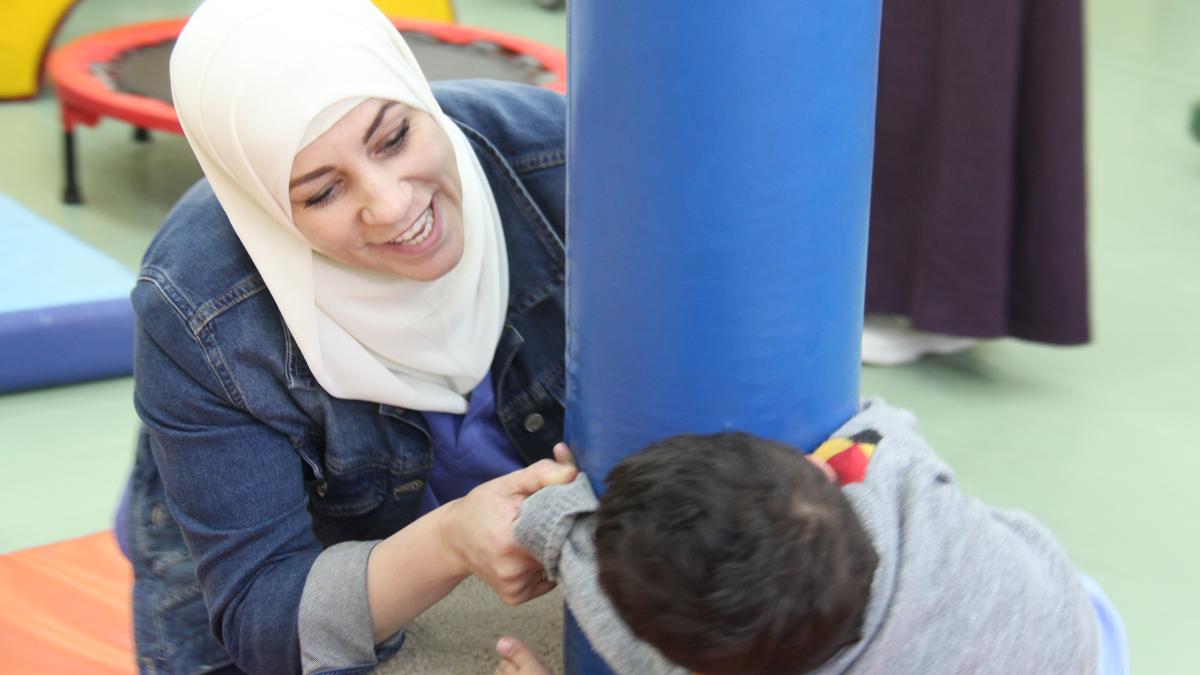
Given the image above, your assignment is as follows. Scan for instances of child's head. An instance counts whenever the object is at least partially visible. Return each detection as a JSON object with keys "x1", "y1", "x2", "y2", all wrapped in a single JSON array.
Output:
[{"x1": 594, "y1": 432, "x2": 878, "y2": 675}]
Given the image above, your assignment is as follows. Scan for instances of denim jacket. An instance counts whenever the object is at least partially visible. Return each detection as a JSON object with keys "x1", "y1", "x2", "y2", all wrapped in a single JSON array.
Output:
[{"x1": 127, "y1": 81, "x2": 566, "y2": 675}]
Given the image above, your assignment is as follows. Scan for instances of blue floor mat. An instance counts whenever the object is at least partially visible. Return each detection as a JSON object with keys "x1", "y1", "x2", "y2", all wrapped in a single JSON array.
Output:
[{"x1": 0, "y1": 194, "x2": 135, "y2": 393}]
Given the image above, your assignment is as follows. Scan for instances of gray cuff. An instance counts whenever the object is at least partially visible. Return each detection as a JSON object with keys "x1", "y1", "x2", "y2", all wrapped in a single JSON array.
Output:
[
  {"x1": 514, "y1": 473, "x2": 685, "y2": 674},
  {"x1": 514, "y1": 473, "x2": 600, "y2": 581},
  {"x1": 298, "y1": 540, "x2": 382, "y2": 675},
  {"x1": 558, "y1": 519, "x2": 687, "y2": 675}
]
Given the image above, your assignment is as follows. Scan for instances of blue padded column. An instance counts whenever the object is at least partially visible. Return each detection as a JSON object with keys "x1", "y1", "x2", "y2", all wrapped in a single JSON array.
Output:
[{"x1": 564, "y1": 1, "x2": 883, "y2": 672}]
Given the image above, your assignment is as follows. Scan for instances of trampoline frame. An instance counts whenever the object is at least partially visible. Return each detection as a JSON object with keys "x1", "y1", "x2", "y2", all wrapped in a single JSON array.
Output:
[{"x1": 47, "y1": 17, "x2": 567, "y2": 204}]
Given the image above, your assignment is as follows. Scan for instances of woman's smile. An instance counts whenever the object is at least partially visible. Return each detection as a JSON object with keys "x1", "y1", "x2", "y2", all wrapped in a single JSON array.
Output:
[{"x1": 378, "y1": 197, "x2": 442, "y2": 255}]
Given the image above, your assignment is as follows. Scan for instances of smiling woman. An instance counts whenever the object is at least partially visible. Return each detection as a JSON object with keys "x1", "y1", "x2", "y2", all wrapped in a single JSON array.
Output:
[
  {"x1": 288, "y1": 99, "x2": 466, "y2": 281},
  {"x1": 120, "y1": 0, "x2": 574, "y2": 673}
]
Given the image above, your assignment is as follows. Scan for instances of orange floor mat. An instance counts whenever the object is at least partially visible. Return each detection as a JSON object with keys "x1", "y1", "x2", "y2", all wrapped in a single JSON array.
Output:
[{"x1": 0, "y1": 531, "x2": 135, "y2": 674}]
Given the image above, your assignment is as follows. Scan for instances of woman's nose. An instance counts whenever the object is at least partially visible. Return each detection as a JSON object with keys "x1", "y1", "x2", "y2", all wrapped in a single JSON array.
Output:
[{"x1": 360, "y1": 175, "x2": 413, "y2": 228}]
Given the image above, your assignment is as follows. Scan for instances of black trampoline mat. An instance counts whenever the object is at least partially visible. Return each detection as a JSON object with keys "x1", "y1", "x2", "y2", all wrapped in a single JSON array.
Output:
[{"x1": 104, "y1": 32, "x2": 555, "y2": 105}]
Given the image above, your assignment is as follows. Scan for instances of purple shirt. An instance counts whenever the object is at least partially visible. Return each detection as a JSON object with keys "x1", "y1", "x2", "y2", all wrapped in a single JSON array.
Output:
[{"x1": 419, "y1": 372, "x2": 526, "y2": 513}]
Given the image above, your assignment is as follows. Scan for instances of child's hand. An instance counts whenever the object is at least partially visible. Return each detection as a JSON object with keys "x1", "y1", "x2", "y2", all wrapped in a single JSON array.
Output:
[{"x1": 494, "y1": 636, "x2": 554, "y2": 675}]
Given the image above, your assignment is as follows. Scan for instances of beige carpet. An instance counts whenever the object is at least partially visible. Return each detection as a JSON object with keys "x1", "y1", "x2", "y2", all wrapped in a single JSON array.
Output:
[{"x1": 376, "y1": 576, "x2": 564, "y2": 674}]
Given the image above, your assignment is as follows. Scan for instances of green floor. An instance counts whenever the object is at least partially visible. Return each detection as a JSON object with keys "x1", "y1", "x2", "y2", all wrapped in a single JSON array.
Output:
[{"x1": 0, "y1": 1, "x2": 1196, "y2": 673}]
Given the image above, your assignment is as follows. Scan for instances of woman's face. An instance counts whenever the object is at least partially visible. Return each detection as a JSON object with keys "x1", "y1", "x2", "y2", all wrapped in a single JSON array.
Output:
[{"x1": 288, "y1": 98, "x2": 464, "y2": 280}]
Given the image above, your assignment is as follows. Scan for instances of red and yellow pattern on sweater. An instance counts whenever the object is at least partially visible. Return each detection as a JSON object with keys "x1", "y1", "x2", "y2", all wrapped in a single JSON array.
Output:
[{"x1": 811, "y1": 429, "x2": 881, "y2": 485}]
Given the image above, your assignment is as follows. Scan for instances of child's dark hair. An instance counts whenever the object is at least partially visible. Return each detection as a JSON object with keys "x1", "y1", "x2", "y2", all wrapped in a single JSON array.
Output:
[{"x1": 594, "y1": 432, "x2": 879, "y2": 675}]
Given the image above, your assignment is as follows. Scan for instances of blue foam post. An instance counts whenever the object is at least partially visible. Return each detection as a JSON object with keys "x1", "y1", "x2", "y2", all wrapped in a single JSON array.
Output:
[{"x1": 564, "y1": 2, "x2": 883, "y2": 672}]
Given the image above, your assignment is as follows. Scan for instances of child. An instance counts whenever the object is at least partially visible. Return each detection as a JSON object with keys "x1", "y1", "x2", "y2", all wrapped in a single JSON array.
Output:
[{"x1": 499, "y1": 399, "x2": 1127, "y2": 674}]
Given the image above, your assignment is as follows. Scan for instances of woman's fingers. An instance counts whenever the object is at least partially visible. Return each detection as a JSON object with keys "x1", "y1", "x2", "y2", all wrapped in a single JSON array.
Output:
[
  {"x1": 552, "y1": 442, "x2": 576, "y2": 468},
  {"x1": 447, "y1": 460, "x2": 574, "y2": 607},
  {"x1": 522, "y1": 577, "x2": 558, "y2": 602},
  {"x1": 495, "y1": 565, "x2": 556, "y2": 605},
  {"x1": 448, "y1": 466, "x2": 557, "y2": 569},
  {"x1": 515, "y1": 567, "x2": 556, "y2": 601},
  {"x1": 505, "y1": 459, "x2": 576, "y2": 497}
]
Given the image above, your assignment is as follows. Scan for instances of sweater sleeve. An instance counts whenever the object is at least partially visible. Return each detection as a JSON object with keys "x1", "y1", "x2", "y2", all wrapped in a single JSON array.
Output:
[
  {"x1": 298, "y1": 541, "x2": 406, "y2": 674},
  {"x1": 515, "y1": 476, "x2": 688, "y2": 675}
]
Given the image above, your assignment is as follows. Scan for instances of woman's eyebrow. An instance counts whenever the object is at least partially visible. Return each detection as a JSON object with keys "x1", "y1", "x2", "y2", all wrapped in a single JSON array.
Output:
[
  {"x1": 289, "y1": 167, "x2": 333, "y2": 190},
  {"x1": 363, "y1": 101, "x2": 398, "y2": 144},
  {"x1": 289, "y1": 102, "x2": 400, "y2": 190}
]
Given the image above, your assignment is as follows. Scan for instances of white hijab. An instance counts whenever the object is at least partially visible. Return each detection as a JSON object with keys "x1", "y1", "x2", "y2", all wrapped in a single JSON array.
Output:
[{"x1": 170, "y1": 0, "x2": 508, "y2": 413}]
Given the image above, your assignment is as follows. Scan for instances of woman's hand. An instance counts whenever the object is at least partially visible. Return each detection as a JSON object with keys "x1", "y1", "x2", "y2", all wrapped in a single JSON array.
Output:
[
  {"x1": 443, "y1": 457, "x2": 577, "y2": 605},
  {"x1": 551, "y1": 442, "x2": 576, "y2": 468}
]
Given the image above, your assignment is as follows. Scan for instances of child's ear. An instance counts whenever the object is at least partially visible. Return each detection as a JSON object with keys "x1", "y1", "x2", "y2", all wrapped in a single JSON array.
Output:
[{"x1": 806, "y1": 454, "x2": 838, "y2": 483}]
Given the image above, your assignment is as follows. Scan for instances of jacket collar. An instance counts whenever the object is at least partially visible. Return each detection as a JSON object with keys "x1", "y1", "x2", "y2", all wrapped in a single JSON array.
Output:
[{"x1": 455, "y1": 119, "x2": 565, "y2": 317}]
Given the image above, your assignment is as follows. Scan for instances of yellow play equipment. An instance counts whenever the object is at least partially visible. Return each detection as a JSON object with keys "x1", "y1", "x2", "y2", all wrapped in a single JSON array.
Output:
[
  {"x1": 374, "y1": 0, "x2": 455, "y2": 23},
  {"x1": 0, "y1": 0, "x2": 79, "y2": 100},
  {"x1": 0, "y1": 0, "x2": 454, "y2": 101}
]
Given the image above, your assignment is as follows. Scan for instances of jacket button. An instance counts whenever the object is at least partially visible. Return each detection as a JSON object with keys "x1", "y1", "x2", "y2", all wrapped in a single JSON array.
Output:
[
  {"x1": 523, "y1": 413, "x2": 545, "y2": 433},
  {"x1": 316, "y1": 481, "x2": 328, "y2": 498},
  {"x1": 393, "y1": 479, "x2": 425, "y2": 498}
]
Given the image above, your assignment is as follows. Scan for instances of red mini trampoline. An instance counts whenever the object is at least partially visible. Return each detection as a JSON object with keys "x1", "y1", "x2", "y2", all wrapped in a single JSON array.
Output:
[{"x1": 47, "y1": 18, "x2": 567, "y2": 204}]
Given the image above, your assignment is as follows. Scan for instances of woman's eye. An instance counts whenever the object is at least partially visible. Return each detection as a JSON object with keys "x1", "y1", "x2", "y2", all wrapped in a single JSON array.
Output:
[
  {"x1": 304, "y1": 183, "x2": 339, "y2": 209},
  {"x1": 379, "y1": 121, "x2": 410, "y2": 154}
]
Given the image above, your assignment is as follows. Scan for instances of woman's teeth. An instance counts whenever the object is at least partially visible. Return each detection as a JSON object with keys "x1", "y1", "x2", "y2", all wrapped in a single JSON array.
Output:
[{"x1": 390, "y1": 207, "x2": 433, "y2": 245}]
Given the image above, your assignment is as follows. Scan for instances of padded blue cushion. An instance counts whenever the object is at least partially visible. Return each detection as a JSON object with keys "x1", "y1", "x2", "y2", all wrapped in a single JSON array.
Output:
[{"x1": 0, "y1": 194, "x2": 135, "y2": 392}]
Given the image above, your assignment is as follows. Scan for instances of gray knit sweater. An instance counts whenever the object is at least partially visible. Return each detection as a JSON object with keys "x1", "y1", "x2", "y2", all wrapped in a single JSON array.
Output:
[{"x1": 514, "y1": 399, "x2": 1099, "y2": 674}]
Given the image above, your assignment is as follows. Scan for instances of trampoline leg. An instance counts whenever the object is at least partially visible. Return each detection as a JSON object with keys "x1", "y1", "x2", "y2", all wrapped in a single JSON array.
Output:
[
  {"x1": 63, "y1": 130, "x2": 82, "y2": 205},
  {"x1": 133, "y1": 127, "x2": 151, "y2": 143}
]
